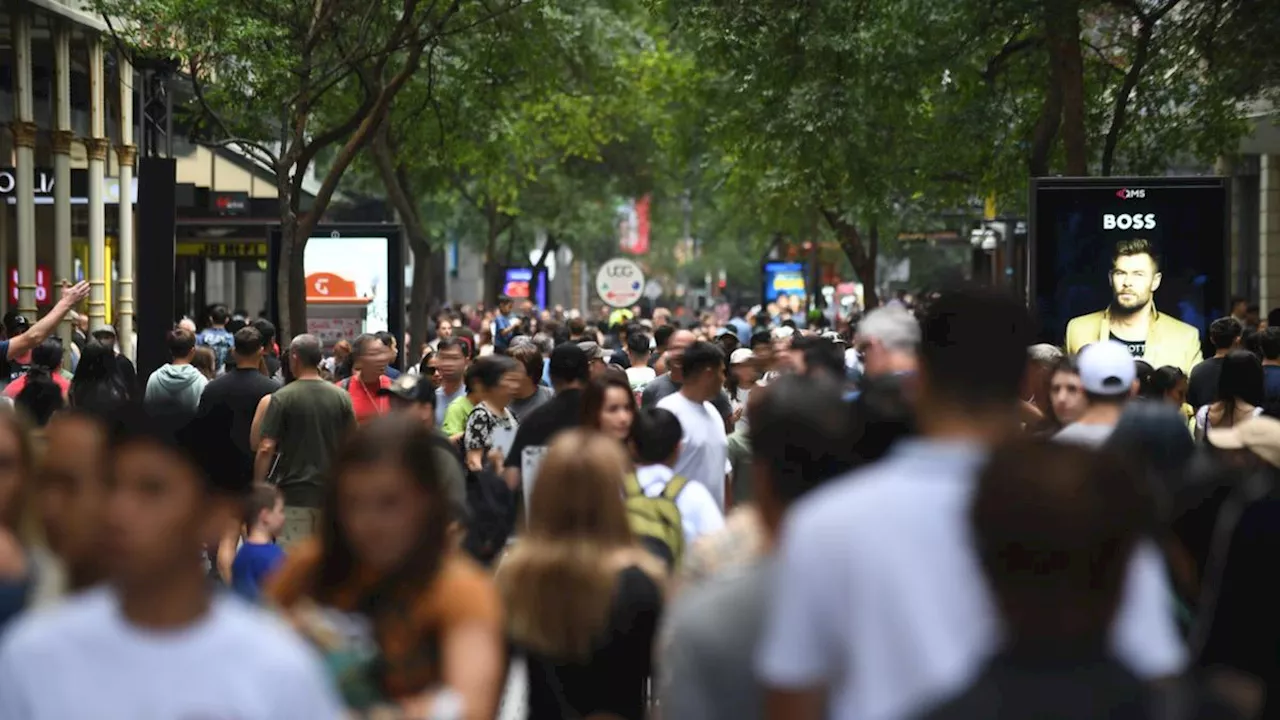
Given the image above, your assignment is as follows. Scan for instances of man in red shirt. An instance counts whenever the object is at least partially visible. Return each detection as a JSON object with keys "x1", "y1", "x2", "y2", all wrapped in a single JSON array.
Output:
[{"x1": 337, "y1": 334, "x2": 393, "y2": 423}]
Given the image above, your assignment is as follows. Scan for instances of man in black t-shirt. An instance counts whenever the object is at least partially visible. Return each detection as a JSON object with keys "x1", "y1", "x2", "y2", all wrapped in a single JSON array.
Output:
[
  {"x1": 502, "y1": 343, "x2": 590, "y2": 493},
  {"x1": 1188, "y1": 316, "x2": 1243, "y2": 410},
  {"x1": 196, "y1": 327, "x2": 280, "y2": 481}
]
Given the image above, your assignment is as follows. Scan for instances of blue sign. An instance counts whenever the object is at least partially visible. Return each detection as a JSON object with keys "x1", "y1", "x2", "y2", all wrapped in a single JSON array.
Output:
[
  {"x1": 504, "y1": 267, "x2": 548, "y2": 309},
  {"x1": 762, "y1": 261, "x2": 808, "y2": 303}
]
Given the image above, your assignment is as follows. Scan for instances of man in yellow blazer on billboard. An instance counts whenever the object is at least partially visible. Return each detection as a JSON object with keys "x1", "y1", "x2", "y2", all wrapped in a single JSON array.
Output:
[{"x1": 1065, "y1": 238, "x2": 1202, "y2": 375}]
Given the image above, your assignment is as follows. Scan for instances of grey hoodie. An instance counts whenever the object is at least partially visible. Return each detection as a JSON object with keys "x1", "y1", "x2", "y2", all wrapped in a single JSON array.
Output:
[{"x1": 144, "y1": 363, "x2": 208, "y2": 414}]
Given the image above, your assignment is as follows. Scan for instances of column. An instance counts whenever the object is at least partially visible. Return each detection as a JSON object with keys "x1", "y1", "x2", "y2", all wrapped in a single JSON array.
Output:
[
  {"x1": 1262, "y1": 155, "x2": 1280, "y2": 312},
  {"x1": 87, "y1": 35, "x2": 109, "y2": 332},
  {"x1": 53, "y1": 21, "x2": 74, "y2": 348},
  {"x1": 117, "y1": 53, "x2": 136, "y2": 360},
  {"x1": 10, "y1": 7, "x2": 37, "y2": 320}
]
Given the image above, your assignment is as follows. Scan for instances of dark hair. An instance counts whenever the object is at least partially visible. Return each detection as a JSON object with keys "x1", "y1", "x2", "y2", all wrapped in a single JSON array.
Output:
[
  {"x1": 1268, "y1": 308, "x2": 1280, "y2": 329},
  {"x1": 1113, "y1": 237, "x2": 1161, "y2": 271},
  {"x1": 251, "y1": 318, "x2": 276, "y2": 347},
  {"x1": 653, "y1": 325, "x2": 676, "y2": 349},
  {"x1": 1261, "y1": 327, "x2": 1280, "y2": 361},
  {"x1": 1230, "y1": 296, "x2": 1246, "y2": 308},
  {"x1": 850, "y1": 372, "x2": 916, "y2": 465},
  {"x1": 15, "y1": 369, "x2": 64, "y2": 426},
  {"x1": 549, "y1": 342, "x2": 590, "y2": 385},
  {"x1": 166, "y1": 328, "x2": 196, "y2": 360},
  {"x1": 626, "y1": 331, "x2": 652, "y2": 357},
  {"x1": 508, "y1": 344, "x2": 543, "y2": 383},
  {"x1": 581, "y1": 374, "x2": 637, "y2": 435},
  {"x1": 1216, "y1": 350, "x2": 1264, "y2": 410},
  {"x1": 108, "y1": 402, "x2": 247, "y2": 497},
  {"x1": 567, "y1": 317, "x2": 587, "y2": 337},
  {"x1": 1209, "y1": 316, "x2": 1243, "y2": 350},
  {"x1": 632, "y1": 407, "x2": 682, "y2": 465},
  {"x1": 919, "y1": 288, "x2": 1034, "y2": 407},
  {"x1": 1104, "y1": 400, "x2": 1196, "y2": 518},
  {"x1": 69, "y1": 343, "x2": 128, "y2": 407},
  {"x1": 680, "y1": 341, "x2": 724, "y2": 379},
  {"x1": 374, "y1": 331, "x2": 396, "y2": 348},
  {"x1": 470, "y1": 355, "x2": 518, "y2": 392},
  {"x1": 1248, "y1": 304, "x2": 1260, "y2": 315},
  {"x1": 973, "y1": 440, "x2": 1153, "y2": 642},
  {"x1": 1243, "y1": 329, "x2": 1262, "y2": 359},
  {"x1": 1133, "y1": 360, "x2": 1155, "y2": 397},
  {"x1": 803, "y1": 337, "x2": 845, "y2": 380},
  {"x1": 498, "y1": 294, "x2": 514, "y2": 306},
  {"x1": 244, "y1": 482, "x2": 282, "y2": 527},
  {"x1": 1144, "y1": 365, "x2": 1187, "y2": 401},
  {"x1": 312, "y1": 415, "x2": 449, "y2": 607},
  {"x1": 435, "y1": 337, "x2": 468, "y2": 359},
  {"x1": 233, "y1": 327, "x2": 263, "y2": 357},
  {"x1": 750, "y1": 331, "x2": 772, "y2": 350},
  {"x1": 31, "y1": 337, "x2": 63, "y2": 372},
  {"x1": 749, "y1": 375, "x2": 854, "y2": 506},
  {"x1": 461, "y1": 362, "x2": 483, "y2": 394},
  {"x1": 209, "y1": 304, "x2": 230, "y2": 325}
]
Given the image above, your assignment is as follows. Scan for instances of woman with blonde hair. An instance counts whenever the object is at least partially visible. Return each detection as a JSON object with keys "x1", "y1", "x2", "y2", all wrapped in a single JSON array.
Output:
[{"x1": 500, "y1": 429, "x2": 664, "y2": 720}]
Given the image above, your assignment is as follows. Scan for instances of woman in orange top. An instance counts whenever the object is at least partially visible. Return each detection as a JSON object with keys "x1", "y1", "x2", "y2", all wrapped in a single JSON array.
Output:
[{"x1": 267, "y1": 414, "x2": 504, "y2": 719}]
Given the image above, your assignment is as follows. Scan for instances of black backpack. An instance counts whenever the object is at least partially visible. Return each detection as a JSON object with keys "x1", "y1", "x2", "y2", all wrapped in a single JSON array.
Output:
[{"x1": 462, "y1": 467, "x2": 517, "y2": 566}]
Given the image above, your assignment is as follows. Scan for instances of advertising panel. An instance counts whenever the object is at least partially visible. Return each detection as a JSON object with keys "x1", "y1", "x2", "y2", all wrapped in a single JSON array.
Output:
[
  {"x1": 503, "y1": 267, "x2": 548, "y2": 309},
  {"x1": 1031, "y1": 177, "x2": 1228, "y2": 374},
  {"x1": 762, "y1": 261, "x2": 808, "y2": 308},
  {"x1": 268, "y1": 225, "x2": 404, "y2": 365}
]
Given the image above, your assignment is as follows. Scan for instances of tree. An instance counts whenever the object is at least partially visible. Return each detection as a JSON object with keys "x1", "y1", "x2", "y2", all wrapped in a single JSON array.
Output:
[
  {"x1": 363, "y1": 0, "x2": 686, "y2": 335},
  {"x1": 96, "y1": 0, "x2": 517, "y2": 339}
]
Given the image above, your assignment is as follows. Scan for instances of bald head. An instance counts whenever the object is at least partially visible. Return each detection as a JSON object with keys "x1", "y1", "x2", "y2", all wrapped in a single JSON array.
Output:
[
  {"x1": 289, "y1": 334, "x2": 323, "y2": 368},
  {"x1": 669, "y1": 329, "x2": 696, "y2": 353}
]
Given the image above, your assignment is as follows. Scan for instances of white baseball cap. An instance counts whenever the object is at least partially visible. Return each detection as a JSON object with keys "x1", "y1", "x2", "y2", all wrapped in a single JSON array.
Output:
[
  {"x1": 729, "y1": 348, "x2": 754, "y2": 365},
  {"x1": 1076, "y1": 340, "x2": 1137, "y2": 396}
]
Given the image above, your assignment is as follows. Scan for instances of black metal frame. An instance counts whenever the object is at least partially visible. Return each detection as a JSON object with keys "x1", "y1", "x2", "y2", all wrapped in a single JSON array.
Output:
[{"x1": 267, "y1": 223, "x2": 405, "y2": 368}]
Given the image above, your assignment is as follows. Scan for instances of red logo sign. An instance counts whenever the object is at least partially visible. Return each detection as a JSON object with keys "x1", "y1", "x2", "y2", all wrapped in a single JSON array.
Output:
[{"x1": 8, "y1": 266, "x2": 53, "y2": 306}]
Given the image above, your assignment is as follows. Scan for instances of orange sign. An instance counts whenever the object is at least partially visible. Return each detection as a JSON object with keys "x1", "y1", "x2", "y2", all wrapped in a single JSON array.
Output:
[{"x1": 306, "y1": 272, "x2": 371, "y2": 305}]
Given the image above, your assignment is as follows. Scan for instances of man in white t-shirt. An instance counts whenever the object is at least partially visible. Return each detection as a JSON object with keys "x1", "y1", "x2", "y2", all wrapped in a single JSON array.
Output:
[
  {"x1": 633, "y1": 406, "x2": 725, "y2": 545},
  {"x1": 658, "y1": 341, "x2": 730, "y2": 508},
  {"x1": 756, "y1": 289, "x2": 1184, "y2": 720},
  {"x1": 0, "y1": 407, "x2": 342, "y2": 720}
]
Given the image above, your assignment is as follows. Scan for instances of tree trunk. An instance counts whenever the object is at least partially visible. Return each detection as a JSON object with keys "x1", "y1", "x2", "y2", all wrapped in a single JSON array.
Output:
[
  {"x1": 408, "y1": 250, "x2": 430, "y2": 365},
  {"x1": 821, "y1": 209, "x2": 880, "y2": 310},
  {"x1": 483, "y1": 208, "x2": 499, "y2": 306},
  {"x1": 1101, "y1": 20, "x2": 1153, "y2": 176},
  {"x1": 1046, "y1": 0, "x2": 1087, "y2": 175},
  {"x1": 371, "y1": 124, "x2": 433, "y2": 364}
]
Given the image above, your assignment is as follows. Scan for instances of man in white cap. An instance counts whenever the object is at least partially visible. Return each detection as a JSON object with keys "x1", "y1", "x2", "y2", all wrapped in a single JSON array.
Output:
[{"x1": 1054, "y1": 340, "x2": 1138, "y2": 447}]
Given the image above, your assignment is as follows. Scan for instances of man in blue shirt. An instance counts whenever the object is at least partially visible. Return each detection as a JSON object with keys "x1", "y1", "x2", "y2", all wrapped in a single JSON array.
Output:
[{"x1": 492, "y1": 295, "x2": 518, "y2": 353}]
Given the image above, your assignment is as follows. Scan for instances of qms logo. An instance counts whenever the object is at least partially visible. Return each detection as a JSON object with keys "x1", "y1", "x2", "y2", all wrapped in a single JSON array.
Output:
[
  {"x1": 1103, "y1": 213, "x2": 1157, "y2": 231},
  {"x1": 1115, "y1": 188, "x2": 1146, "y2": 200}
]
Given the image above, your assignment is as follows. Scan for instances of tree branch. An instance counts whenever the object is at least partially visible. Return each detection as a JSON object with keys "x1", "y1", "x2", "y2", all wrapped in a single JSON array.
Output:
[
  {"x1": 187, "y1": 57, "x2": 280, "y2": 167},
  {"x1": 1101, "y1": 19, "x2": 1155, "y2": 175},
  {"x1": 982, "y1": 35, "x2": 1041, "y2": 83}
]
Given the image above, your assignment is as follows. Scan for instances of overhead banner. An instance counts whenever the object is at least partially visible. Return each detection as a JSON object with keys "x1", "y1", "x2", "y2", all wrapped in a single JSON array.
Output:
[
  {"x1": 1031, "y1": 176, "x2": 1229, "y2": 373},
  {"x1": 618, "y1": 195, "x2": 651, "y2": 255}
]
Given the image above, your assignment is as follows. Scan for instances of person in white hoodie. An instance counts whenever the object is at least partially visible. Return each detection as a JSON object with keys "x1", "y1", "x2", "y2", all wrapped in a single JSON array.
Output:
[{"x1": 144, "y1": 328, "x2": 209, "y2": 427}]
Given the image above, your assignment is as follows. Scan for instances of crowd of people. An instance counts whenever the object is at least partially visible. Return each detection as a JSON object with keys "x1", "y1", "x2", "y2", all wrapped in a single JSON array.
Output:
[{"x1": 0, "y1": 285, "x2": 1277, "y2": 719}]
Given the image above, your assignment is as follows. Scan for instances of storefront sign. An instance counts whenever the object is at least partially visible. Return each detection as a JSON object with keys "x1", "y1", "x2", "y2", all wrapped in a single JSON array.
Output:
[
  {"x1": 0, "y1": 167, "x2": 125, "y2": 204},
  {"x1": 175, "y1": 242, "x2": 268, "y2": 258},
  {"x1": 211, "y1": 192, "x2": 250, "y2": 216},
  {"x1": 8, "y1": 266, "x2": 54, "y2": 306}
]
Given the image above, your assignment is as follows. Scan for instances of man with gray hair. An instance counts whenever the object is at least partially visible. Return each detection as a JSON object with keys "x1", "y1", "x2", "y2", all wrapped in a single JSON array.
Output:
[
  {"x1": 855, "y1": 305, "x2": 920, "y2": 379},
  {"x1": 255, "y1": 333, "x2": 357, "y2": 547},
  {"x1": 1022, "y1": 343, "x2": 1065, "y2": 428}
]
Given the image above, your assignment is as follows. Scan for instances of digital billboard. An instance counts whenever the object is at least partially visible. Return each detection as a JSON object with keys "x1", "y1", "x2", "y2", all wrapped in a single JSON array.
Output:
[
  {"x1": 268, "y1": 225, "x2": 404, "y2": 365},
  {"x1": 762, "y1": 261, "x2": 808, "y2": 306},
  {"x1": 1031, "y1": 177, "x2": 1228, "y2": 374},
  {"x1": 503, "y1": 266, "x2": 548, "y2": 309}
]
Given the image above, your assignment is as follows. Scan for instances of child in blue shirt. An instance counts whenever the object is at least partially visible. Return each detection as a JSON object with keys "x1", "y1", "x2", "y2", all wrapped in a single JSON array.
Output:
[{"x1": 231, "y1": 483, "x2": 286, "y2": 602}]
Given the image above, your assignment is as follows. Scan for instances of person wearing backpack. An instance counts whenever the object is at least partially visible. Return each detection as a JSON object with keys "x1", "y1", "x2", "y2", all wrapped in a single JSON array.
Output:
[{"x1": 627, "y1": 407, "x2": 725, "y2": 570}]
